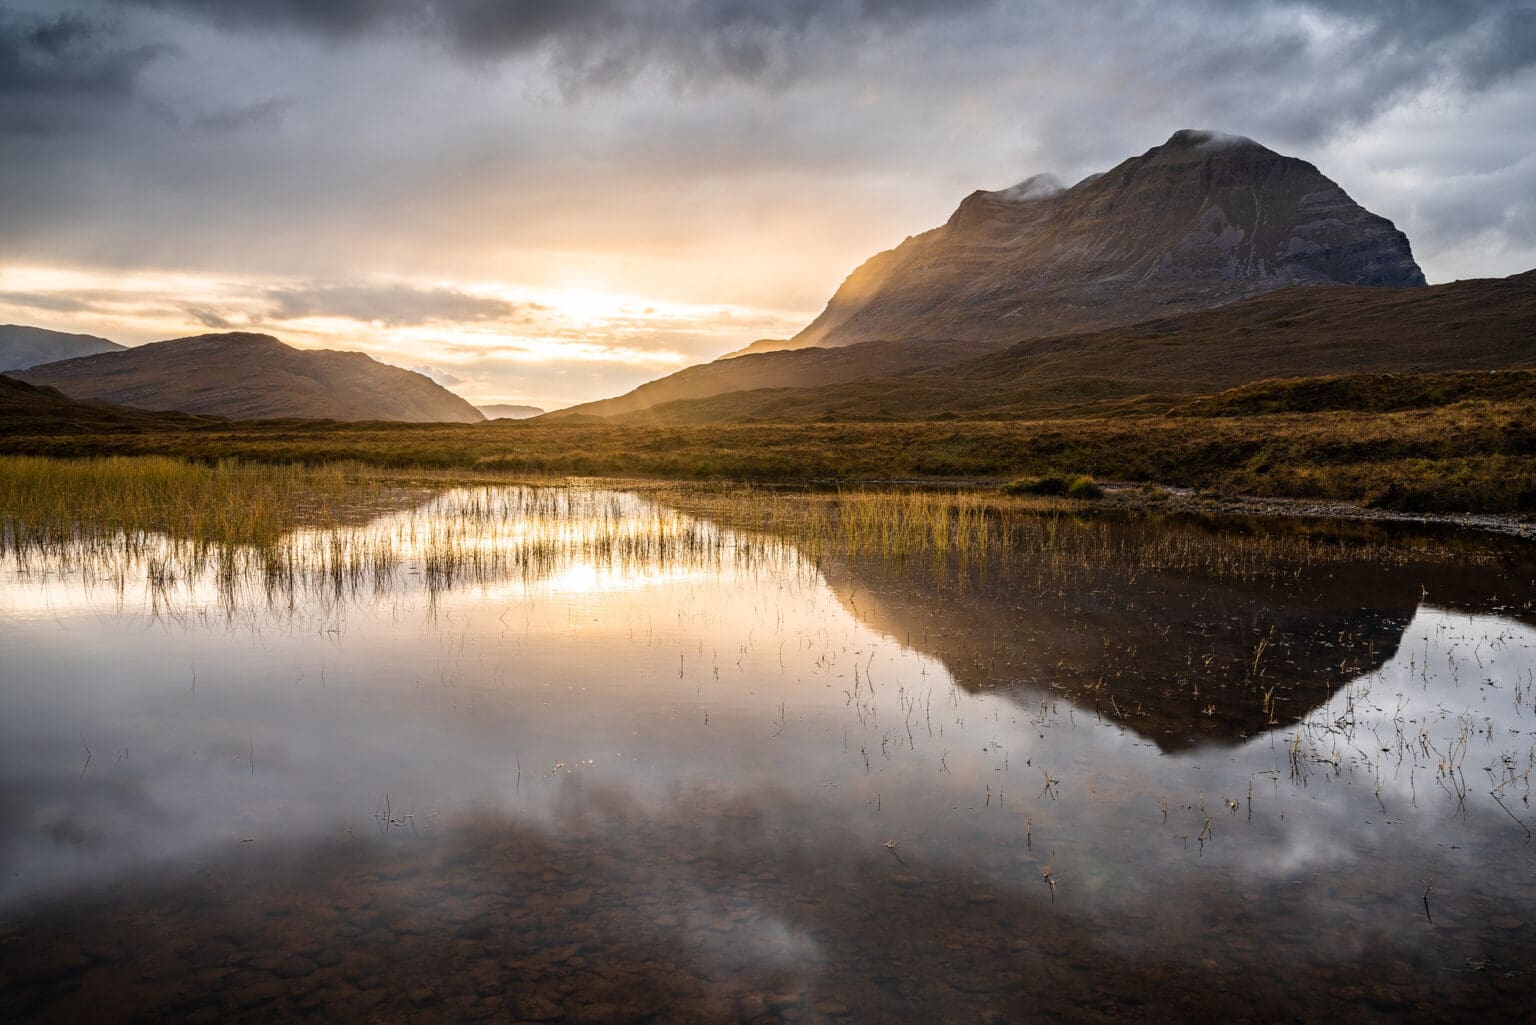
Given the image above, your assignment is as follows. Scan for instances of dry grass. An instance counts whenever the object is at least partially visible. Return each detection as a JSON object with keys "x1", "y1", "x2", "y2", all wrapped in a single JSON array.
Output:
[
  {"x1": 4, "y1": 398, "x2": 1534, "y2": 514},
  {"x1": 0, "y1": 455, "x2": 1517, "y2": 630},
  {"x1": 0, "y1": 455, "x2": 397, "y2": 550}
]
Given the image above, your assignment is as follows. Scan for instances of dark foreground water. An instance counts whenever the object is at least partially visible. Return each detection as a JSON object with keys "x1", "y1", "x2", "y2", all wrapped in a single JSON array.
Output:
[{"x1": 2, "y1": 488, "x2": 1534, "y2": 1024}]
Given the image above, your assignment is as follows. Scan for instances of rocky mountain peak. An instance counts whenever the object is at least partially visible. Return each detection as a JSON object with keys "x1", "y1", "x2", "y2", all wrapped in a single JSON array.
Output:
[
  {"x1": 1159, "y1": 128, "x2": 1263, "y2": 152},
  {"x1": 784, "y1": 130, "x2": 1425, "y2": 351}
]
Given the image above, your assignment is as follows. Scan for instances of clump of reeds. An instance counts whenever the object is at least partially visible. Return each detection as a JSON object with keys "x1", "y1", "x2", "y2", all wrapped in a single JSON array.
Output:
[
  {"x1": 0, "y1": 455, "x2": 391, "y2": 553},
  {"x1": 0, "y1": 458, "x2": 808, "y2": 616},
  {"x1": 1001, "y1": 475, "x2": 1104, "y2": 499},
  {"x1": 658, "y1": 482, "x2": 1457, "y2": 587},
  {"x1": 1, "y1": 456, "x2": 1516, "y2": 625}
]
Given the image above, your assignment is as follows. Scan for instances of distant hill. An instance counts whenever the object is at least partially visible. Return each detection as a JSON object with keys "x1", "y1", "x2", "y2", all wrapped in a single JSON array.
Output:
[
  {"x1": 564, "y1": 129, "x2": 1427, "y2": 419},
  {"x1": 0, "y1": 374, "x2": 216, "y2": 433},
  {"x1": 479, "y1": 404, "x2": 545, "y2": 420},
  {"x1": 16, "y1": 332, "x2": 485, "y2": 423},
  {"x1": 0, "y1": 325, "x2": 124, "y2": 372},
  {"x1": 574, "y1": 270, "x2": 1536, "y2": 423}
]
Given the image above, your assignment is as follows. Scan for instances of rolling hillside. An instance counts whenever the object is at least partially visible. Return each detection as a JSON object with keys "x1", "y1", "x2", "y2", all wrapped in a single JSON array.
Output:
[
  {"x1": 0, "y1": 375, "x2": 215, "y2": 433},
  {"x1": 551, "y1": 338, "x2": 996, "y2": 420},
  {"x1": 585, "y1": 270, "x2": 1536, "y2": 423},
  {"x1": 17, "y1": 332, "x2": 486, "y2": 423}
]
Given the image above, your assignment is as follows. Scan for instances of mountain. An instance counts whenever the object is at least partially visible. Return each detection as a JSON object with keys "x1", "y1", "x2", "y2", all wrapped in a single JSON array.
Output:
[
  {"x1": 783, "y1": 129, "x2": 1424, "y2": 353},
  {"x1": 0, "y1": 374, "x2": 129, "y2": 430},
  {"x1": 0, "y1": 325, "x2": 124, "y2": 372},
  {"x1": 567, "y1": 269, "x2": 1536, "y2": 423},
  {"x1": 16, "y1": 332, "x2": 485, "y2": 423},
  {"x1": 479, "y1": 404, "x2": 545, "y2": 420},
  {"x1": 0, "y1": 374, "x2": 215, "y2": 433},
  {"x1": 812, "y1": 540, "x2": 1413, "y2": 751},
  {"x1": 560, "y1": 129, "x2": 1426, "y2": 419}
]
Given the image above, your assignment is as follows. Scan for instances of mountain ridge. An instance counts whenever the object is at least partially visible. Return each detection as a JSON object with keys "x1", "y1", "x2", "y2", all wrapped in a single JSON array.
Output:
[
  {"x1": 786, "y1": 129, "x2": 1424, "y2": 353},
  {"x1": 0, "y1": 324, "x2": 125, "y2": 372},
  {"x1": 565, "y1": 269, "x2": 1536, "y2": 424},
  {"x1": 17, "y1": 332, "x2": 486, "y2": 423},
  {"x1": 0, "y1": 374, "x2": 221, "y2": 432},
  {"x1": 560, "y1": 129, "x2": 1427, "y2": 420}
]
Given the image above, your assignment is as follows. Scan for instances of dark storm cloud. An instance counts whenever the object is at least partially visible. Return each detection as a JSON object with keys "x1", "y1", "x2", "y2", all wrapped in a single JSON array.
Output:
[
  {"x1": 9, "y1": 1, "x2": 1531, "y2": 149},
  {"x1": 113, "y1": 1, "x2": 1536, "y2": 90},
  {"x1": 263, "y1": 283, "x2": 524, "y2": 326},
  {"x1": 0, "y1": 7, "x2": 172, "y2": 134},
  {"x1": 1299, "y1": 0, "x2": 1536, "y2": 87},
  {"x1": 1286, "y1": 0, "x2": 1536, "y2": 127},
  {"x1": 119, "y1": 0, "x2": 994, "y2": 85},
  {"x1": 1022, "y1": 0, "x2": 1536, "y2": 157},
  {"x1": 190, "y1": 96, "x2": 295, "y2": 133}
]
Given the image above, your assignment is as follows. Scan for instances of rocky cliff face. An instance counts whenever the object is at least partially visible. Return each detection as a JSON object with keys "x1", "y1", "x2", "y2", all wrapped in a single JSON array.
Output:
[
  {"x1": 18, "y1": 332, "x2": 485, "y2": 423},
  {"x1": 783, "y1": 129, "x2": 1425, "y2": 351}
]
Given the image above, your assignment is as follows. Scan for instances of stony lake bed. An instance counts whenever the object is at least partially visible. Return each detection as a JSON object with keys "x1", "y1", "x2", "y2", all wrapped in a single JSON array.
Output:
[{"x1": 2, "y1": 462, "x2": 1534, "y2": 1024}]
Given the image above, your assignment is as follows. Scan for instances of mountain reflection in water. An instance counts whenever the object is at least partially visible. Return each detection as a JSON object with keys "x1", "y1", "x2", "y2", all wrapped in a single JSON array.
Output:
[
  {"x1": 2, "y1": 487, "x2": 1533, "y2": 1024},
  {"x1": 814, "y1": 511, "x2": 1535, "y2": 750}
]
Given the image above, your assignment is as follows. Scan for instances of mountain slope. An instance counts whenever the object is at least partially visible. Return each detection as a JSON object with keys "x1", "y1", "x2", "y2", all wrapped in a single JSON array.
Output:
[
  {"x1": 0, "y1": 375, "x2": 217, "y2": 433},
  {"x1": 549, "y1": 338, "x2": 996, "y2": 421},
  {"x1": 783, "y1": 129, "x2": 1424, "y2": 354},
  {"x1": 593, "y1": 269, "x2": 1536, "y2": 423},
  {"x1": 565, "y1": 129, "x2": 1426, "y2": 420},
  {"x1": 17, "y1": 332, "x2": 485, "y2": 423},
  {"x1": 0, "y1": 325, "x2": 124, "y2": 372}
]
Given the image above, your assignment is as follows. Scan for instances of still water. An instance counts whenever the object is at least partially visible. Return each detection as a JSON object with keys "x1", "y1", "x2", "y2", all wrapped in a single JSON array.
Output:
[{"x1": 2, "y1": 487, "x2": 1533, "y2": 1023}]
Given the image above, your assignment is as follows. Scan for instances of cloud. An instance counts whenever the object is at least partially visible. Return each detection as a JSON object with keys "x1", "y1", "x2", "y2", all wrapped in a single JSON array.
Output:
[
  {"x1": 410, "y1": 362, "x2": 463, "y2": 386},
  {"x1": 0, "y1": 289, "x2": 101, "y2": 314},
  {"x1": 1303, "y1": 0, "x2": 1536, "y2": 91},
  {"x1": 262, "y1": 283, "x2": 525, "y2": 326},
  {"x1": 103, "y1": 1, "x2": 1536, "y2": 108},
  {"x1": 180, "y1": 304, "x2": 236, "y2": 329},
  {"x1": 120, "y1": 0, "x2": 417, "y2": 40},
  {"x1": 190, "y1": 96, "x2": 295, "y2": 133},
  {"x1": 119, "y1": 0, "x2": 994, "y2": 89},
  {"x1": 0, "y1": 8, "x2": 174, "y2": 135}
]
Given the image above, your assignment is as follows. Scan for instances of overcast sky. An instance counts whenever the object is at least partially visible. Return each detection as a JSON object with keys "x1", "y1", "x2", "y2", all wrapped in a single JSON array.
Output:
[{"x1": 2, "y1": 0, "x2": 1533, "y2": 409}]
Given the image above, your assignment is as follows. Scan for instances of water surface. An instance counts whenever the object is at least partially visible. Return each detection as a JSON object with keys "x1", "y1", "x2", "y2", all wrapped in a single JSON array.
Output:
[{"x1": 3, "y1": 487, "x2": 1534, "y2": 1023}]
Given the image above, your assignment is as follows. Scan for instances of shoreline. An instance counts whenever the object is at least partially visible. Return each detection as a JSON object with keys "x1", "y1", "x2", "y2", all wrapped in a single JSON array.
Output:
[
  {"x1": 790, "y1": 475, "x2": 1536, "y2": 539},
  {"x1": 1097, "y1": 483, "x2": 1536, "y2": 539}
]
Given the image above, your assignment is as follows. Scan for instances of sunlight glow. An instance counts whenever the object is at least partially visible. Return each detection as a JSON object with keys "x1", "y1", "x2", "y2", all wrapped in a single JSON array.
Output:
[{"x1": 0, "y1": 263, "x2": 810, "y2": 409}]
